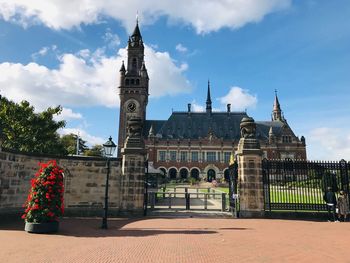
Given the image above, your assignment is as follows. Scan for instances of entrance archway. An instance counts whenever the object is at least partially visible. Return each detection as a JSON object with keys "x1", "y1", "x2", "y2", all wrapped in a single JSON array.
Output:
[
  {"x1": 169, "y1": 168, "x2": 177, "y2": 179},
  {"x1": 207, "y1": 169, "x2": 216, "y2": 182},
  {"x1": 179, "y1": 168, "x2": 188, "y2": 179},
  {"x1": 190, "y1": 169, "x2": 200, "y2": 180}
]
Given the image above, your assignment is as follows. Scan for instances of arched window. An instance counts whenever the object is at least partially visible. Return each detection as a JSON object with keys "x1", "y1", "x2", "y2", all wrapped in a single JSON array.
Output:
[
  {"x1": 180, "y1": 168, "x2": 188, "y2": 179},
  {"x1": 190, "y1": 169, "x2": 200, "y2": 180},
  {"x1": 169, "y1": 168, "x2": 177, "y2": 179},
  {"x1": 207, "y1": 169, "x2": 216, "y2": 182},
  {"x1": 132, "y1": 58, "x2": 137, "y2": 70}
]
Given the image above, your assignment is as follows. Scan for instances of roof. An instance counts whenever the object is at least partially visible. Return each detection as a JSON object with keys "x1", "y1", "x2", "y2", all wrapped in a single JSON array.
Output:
[{"x1": 144, "y1": 112, "x2": 286, "y2": 141}]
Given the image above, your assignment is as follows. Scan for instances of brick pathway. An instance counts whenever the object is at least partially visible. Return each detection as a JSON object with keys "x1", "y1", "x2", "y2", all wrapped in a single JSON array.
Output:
[{"x1": 1, "y1": 217, "x2": 350, "y2": 263}]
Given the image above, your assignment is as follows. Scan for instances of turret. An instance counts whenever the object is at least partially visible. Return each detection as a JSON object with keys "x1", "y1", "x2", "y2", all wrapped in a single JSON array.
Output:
[
  {"x1": 206, "y1": 80, "x2": 212, "y2": 113},
  {"x1": 272, "y1": 90, "x2": 283, "y2": 121},
  {"x1": 119, "y1": 60, "x2": 126, "y2": 85}
]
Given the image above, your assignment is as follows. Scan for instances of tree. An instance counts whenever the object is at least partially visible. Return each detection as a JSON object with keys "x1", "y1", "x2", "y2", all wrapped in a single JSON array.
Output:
[
  {"x1": 60, "y1": 133, "x2": 88, "y2": 155},
  {"x1": 0, "y1": 95, "x2": 66, "y2": 155},
  {"x1": 84, "y1": 144, "x2": 103, "y2": 157}
]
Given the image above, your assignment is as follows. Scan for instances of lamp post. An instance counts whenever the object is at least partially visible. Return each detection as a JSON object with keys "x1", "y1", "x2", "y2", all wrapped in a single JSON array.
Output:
[
  {"x1": 228, "y1": 153, "x2": 238, "y2": 217},
  {"x1": 143, "y1": 159, "x2": 149, "y2": 216},
  {"x1": 101, "y1": 136, "x2": 116, "y2": 229}
]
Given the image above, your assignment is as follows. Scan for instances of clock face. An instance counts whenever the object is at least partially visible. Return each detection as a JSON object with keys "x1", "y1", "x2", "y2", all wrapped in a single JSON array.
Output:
[{"x1": 127, "y1": 102, "x2": 137, "y2": 112}]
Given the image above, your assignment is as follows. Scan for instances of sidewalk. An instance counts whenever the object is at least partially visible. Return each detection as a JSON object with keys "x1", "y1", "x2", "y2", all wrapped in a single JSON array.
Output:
[{"x1": 1, "y1": 217, "x2": 349, "y2": 263}]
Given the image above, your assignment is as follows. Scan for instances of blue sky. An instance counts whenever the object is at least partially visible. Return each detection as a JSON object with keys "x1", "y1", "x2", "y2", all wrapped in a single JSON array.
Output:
[{"x1": 0, "y1": 0, "x2": 349, "y2": 160}]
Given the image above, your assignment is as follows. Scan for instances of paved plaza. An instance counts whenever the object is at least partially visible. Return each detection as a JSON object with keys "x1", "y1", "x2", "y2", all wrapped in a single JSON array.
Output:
[{"x1": 1, "y1": 216, "x2": 350, "y2": 263}]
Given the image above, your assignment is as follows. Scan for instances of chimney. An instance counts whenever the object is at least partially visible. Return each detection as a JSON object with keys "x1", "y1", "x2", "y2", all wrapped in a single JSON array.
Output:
[
  {"x1": 188, "y1": 103, "x2": 191, "y2": 113},
  {"x1": 227, "y1": 104, "x2": 231, "y2": 113}
]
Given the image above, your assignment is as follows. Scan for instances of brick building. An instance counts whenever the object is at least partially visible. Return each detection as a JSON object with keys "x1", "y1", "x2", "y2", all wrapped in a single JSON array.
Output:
[{"x1": 118, "y1": 22, "x2": 307, "y2": 181}]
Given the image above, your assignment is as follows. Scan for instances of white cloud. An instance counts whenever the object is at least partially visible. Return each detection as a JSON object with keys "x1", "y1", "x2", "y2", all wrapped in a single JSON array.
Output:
[
  {"x1": 103, "y1": 29, "x2": 120, "y2": 49},
  {"x1": 176, "y1": 43, "x2": 188, "y2": 53},
  {"x1": 218, "y1": 86, "x2": 257, "y2": 110},
  {"x1": 31, "y1": 45, "x2": 58, "y2": 60},
  {"x1": 308, "y1": 127, "x2": 350, "y2": 161},
  {"x1": 0, "y1": 0, "x2": 292, "y2": 33},
  {"x1": 191, "y1": 100, "x2": 205, "y2": 112},
  {"x1": 59, "y1": 128, "x2": 105, "y2": 146},
  {"x1": 54, "y1": 107, "x2": 83, "y2": 121},
  {"x1": 0, "y1": 45, "x2": 191, "y2": 111}
]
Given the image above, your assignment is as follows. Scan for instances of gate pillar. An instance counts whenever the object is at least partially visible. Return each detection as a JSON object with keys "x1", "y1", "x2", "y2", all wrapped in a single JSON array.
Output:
[
  {"x1": 236, "y1": 117, "x2": 265, "y2": 218},
  {"x1": 120, "y1": 117, "x2": 146, "y2": 215}
]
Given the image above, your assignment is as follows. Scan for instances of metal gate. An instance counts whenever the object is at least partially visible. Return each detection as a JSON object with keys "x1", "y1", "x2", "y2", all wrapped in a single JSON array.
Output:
[
  {"x1": 146, "y1": 186, "x2": 228, "y2": 212},
  {"x1": 262, "y1": 159, "x2": 350, "y2": 212}
]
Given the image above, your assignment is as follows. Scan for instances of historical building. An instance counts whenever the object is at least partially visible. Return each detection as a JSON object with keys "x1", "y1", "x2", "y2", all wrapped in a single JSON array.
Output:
[{"x1": 118, "y1": 22, "x2": 307, "y2": 181}]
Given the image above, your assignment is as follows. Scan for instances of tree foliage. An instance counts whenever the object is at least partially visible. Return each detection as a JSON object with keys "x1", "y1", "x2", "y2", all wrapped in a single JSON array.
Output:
[
  {"x1": 84, "y1": 144, "x2": 103, "y2": 157},
  {"x1": 0, "y1": 95, "x2": 66, "y2": 155},
  {"x1": 60, "y1": 133, "x2": 88, "y2": 155}
]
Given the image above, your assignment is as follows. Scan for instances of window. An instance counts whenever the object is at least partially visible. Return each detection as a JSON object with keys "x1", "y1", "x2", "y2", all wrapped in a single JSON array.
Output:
[
  {"x1": 191, "y1": 151, "x2": 199, "y2": 162},
  {"x1": 202, "y1": 152, "x2": 205, "y2": 162},
  {"x1": 170, "y1": 151, "x2": 177, "y2": 161},
  {"x1": 224, "y1": 152, "x2": 231, "y2": 163},
  {"x1": 282, "y1": 136, "x2": 292, "y2": 143},
  {"x1": 218, "y1": 152, "x2": 221, "y2": 162},
  {"x1": 158, "y1": 151, "x2": 166, "y2": 162},
  {"x1": 281, "y1": 152, "x2": 295, "y2": 160},
  {"x1": 136, "y1": 79, "x2": 140, "y2": 85},
  {"x1": 132, "y1": 58, "x2": 137, "y2": 70},
  {"x1": 206, "y1": 152, "x2": 216, "y2": 162},
  {"x1": 180, "y1": 151, "x2": 188, "y2": 162}
]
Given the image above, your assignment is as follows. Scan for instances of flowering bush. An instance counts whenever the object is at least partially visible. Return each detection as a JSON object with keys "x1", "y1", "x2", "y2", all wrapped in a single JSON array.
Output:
[{"x1": 22, "y1": 160, "x2": 64, "y2": 223}]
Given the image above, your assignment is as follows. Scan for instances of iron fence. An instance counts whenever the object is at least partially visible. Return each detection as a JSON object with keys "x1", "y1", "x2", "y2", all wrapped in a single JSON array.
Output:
[{"x1": 262, "y1": 159, "x2": 350, "y2": 212}]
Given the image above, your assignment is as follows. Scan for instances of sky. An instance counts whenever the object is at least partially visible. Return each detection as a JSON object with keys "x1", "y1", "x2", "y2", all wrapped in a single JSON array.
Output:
[{"x1": 0, "y1": 0, "x2": 349, "y2": 160}]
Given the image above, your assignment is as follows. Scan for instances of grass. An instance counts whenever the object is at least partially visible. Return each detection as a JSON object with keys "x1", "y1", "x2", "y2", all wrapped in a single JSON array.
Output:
[
  {"x1": 155, "y1": 183, "x2": 326, "y2": 205},
  {"x1": 269, "y1": 186, "x2": 324, "y2": 204}
]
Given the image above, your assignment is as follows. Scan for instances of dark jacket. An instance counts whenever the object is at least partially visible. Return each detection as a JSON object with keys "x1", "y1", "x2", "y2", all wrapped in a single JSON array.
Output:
[{"x1": 324, "y1": 191, "x2": 337, "y2": 205}]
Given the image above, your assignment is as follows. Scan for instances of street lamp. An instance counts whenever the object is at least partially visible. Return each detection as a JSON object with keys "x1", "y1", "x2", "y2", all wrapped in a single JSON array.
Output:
[
  {"x1": 101, "y1": 136, "x2": 117, "y2": 229},
  {"x1": 143, "y1": 159, "x2": 149, "y2": 216}
]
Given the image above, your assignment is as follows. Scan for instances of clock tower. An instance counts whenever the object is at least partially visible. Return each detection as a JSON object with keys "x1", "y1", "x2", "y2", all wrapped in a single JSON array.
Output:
[{"x1": 117, "y1": 20, "x2": 149, "y2": 154}]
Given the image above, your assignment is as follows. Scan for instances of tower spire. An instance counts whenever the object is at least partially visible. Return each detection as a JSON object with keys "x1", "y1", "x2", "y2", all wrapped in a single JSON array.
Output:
[
  {"x1": 272, "y1": 90, "x2": 283, "y2": 121},
  {"x1": 129, "y1": 17, "x2": 143, "y2": 47},
  {"x1": 206, "y1": 79, "x2": 212, "y2": 113}
]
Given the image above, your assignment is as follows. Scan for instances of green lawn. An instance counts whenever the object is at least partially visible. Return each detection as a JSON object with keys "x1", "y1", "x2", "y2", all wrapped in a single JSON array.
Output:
[
  {"x1": 269, "y1": 186, "x2": 324, "y2": 204},
  {"x1": 155, "y1": 184, "x2": 325, "y2": 205}
]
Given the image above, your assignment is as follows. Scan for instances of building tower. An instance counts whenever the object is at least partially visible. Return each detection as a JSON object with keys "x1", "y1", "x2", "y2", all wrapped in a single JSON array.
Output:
[
  {"x1": 118, "y1": 20, "x2": 149, "y2": 154},
  {"x1": 272, "y1": 90, "x2": 283, "y2": 121},
  {"x1": 206, "y1": 80, "x2": 212, "y2": 113}
]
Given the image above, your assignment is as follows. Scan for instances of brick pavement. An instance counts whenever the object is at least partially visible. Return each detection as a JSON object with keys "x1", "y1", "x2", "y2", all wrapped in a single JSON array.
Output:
[{"x1": 1, "y1": 217, "x2": 350, "y2": 263}]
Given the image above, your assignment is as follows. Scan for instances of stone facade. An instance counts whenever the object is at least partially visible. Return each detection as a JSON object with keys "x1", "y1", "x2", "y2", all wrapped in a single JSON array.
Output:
[
  {"x1": 0, "y1": 150, "x2": 126, "y2": 216},
  {"x1": 236, "y1": 117, "x2": 265, "y2": 217}
]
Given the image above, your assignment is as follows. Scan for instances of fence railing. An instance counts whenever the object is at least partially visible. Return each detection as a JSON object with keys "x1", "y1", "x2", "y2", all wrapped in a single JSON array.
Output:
[
  {"x1": 262, "y1": 159, "x2": 350, "y2": 212},
  {"x1": 147, "y1": 190, "x2": 227, "y2": 211}
]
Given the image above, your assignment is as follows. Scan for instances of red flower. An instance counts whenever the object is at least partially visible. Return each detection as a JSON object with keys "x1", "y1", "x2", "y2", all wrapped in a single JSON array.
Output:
[{"x1": 22, "y1": 160, "x2": 64, "y2": 223}]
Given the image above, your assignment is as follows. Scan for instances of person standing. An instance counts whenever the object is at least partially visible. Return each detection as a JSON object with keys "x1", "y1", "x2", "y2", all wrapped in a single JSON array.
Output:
[
  {"x1": 337, "y1": 191, "x2": 349, "y2": 222},
  {"x1": 324, "y1": 187, "x2": 338, "y2": 222}
]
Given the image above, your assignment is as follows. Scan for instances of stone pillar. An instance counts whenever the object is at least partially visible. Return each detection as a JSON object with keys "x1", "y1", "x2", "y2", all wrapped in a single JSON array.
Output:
[
  {"x1": 120, "y1": 117, "x2": 146, "y2": 215},
  {"x1": 236, "y1": 117, "x2": 264, "y2": 218}
]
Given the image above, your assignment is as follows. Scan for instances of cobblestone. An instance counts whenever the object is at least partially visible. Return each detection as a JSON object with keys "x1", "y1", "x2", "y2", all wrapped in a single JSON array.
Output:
[{"x1": 1, "y1": 217, "x2": 349, "y2": 263}]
